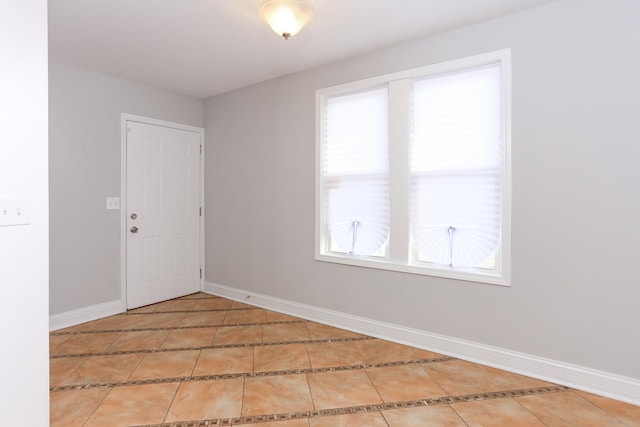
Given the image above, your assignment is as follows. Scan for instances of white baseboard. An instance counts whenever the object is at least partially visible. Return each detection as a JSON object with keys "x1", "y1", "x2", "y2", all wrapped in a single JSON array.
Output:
[
  {"x1": 49, "y1": 299, "x2": 123, "y2": 331},
  {"x1": 204, "y1": 281, "x2": 640, "y2": 406}
]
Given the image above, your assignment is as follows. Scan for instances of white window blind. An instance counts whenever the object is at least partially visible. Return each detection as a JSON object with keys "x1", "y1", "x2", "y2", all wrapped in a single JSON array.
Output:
[
  {"x1": 410, "y1": 64, "x2": 502, "y2": 268},
  {"x1": 322, "y1": 87, "x2": 390, "y2": 256}
]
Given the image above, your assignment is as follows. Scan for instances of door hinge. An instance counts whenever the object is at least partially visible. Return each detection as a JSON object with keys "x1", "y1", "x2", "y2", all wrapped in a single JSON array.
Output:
[
  {"x1": 199, "y1": 207, "x2": 202, "y2": 216},
  {"x1": 200, "y1": 145, "x2": 202, "y2": 155},
  {"x1": 126, "y1": 127, "x2": 131, "y2": 133},
  {"x1": 200, "y1": 268, "x2": 202, "y2": 279}
]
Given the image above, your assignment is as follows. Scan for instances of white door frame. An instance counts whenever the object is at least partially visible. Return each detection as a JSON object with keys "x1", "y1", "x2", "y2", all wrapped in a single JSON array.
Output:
[{"x1": 119, "y1": 113, "x2": 205, "y2": 311}]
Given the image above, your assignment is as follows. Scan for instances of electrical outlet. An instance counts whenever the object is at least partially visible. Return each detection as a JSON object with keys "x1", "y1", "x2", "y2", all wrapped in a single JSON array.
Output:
[
  {"x1": 106, "y1": 197, "x2": 120, "y2": 210},
  {"x1": 0, "y1": 198, "x2": 31, "y2": 226}
]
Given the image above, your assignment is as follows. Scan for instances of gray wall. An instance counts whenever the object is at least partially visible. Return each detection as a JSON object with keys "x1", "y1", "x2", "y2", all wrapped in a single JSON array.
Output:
[
  {"x1": 0, "y1": 0, "x2": 50, "y2": 422},
  {"x1": 204, "y1": 0, "x2": 640, "y2": 379},
  {"x1": 49, "y1": 62, "x2": 204, "y2": 315}
]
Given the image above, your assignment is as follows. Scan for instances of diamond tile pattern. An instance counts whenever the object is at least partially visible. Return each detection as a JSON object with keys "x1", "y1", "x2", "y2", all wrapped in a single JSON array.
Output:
[{"x1": 49, "y1": 292, "x2": 640, "y2": 426}]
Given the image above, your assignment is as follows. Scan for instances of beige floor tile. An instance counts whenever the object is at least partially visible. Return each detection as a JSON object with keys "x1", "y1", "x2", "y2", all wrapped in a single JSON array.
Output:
[
  {"x1": 53, "y1": 294, "x2": 605, "y2": 427},
  {"x1": 577, "y1": 391, "x2": 640, "y2": 426},
  {"x1": 52, "y1": 332, "x2": 122, "y2": 355},
  {"x1": 49, "y1": 333, "x2": 71, "y2": 352},
  {"x1": 254, "y1": 343, "x2": 311, "y2": 372},
  {"x1": 180, "y1": 310, "x2": 226, "y2": 327},
  {"x1": 74, "y1": 314, "x2": 144, "y2": 332},
  {"x1": 265, "y1": 311, "x2": 304, "y2": 322},
  {"x1": 165, "y1": 379, "x2": 244, "y2": 422},
  {"x1": 452, "y1": 398, "x2": 546, "y2": 426},
  {"x1": 412, "y1": 347, "x2": 447, "y2": 360},
  {"x1": 106, "y1": 330, "x2": 170, "y2": 352},
  {"x1": 61, "y1": 354, "x2": 144, "y2": 385},
  {"x1": 53, "y1": 323, "x2": 94, "y2": 334},
  {"x1": 231, "y1": 301, "x2": 255, "y2": 309},
  {"x1": 161, "y1": 327, "x2": 217, "y2": 348},
  {"x1": 308, "y1": 370, "x2": 382, "y2": 409},
  {"x1": 52, "y1": 314, "x2": 131, "y2": 332},
  {"x1": 516, "y1": 391, "x2": 628, "y2": 427},
  {"x1": 306, "y1": 341, "x2": 365, "y2": 369},
  {"x1": 213, "y1": 324, "x2": 262, "y2": 345},
  {"x1": 355, "y1": 338, "x2": 420, "y2": 364},
  {"x1": 263, "y1": 322, "x2": 310, "y2": 342},
  {"x1": 423, "y1": 359, "x2": 551, "y2": 395},
  {"x1": 367, "y1": 364, "x2": 446, "y2": 402},
  {"x1": 243, "y1": 374, "x2": 314, "y2": 416},
  {"x1": 150, "y1": 299, "x2": 199, "y2": 312},
  {"x1": 178, "y1": 292, "x2": 216, "y2": 299},
  {"x1": 131, "y1": 312, "x2": 187, "y2": 329},
  {"x1": 255, "y1": 420, "x2": 310, "y2": 427},
  {"x1": 383, "y1": 405, "x2": 467, "y2": 427},
  {"x1": 128, "y1": 350, "x2": 199, "y2": 381},
  {"x1": 193, "y1": 347, "x2": 254, "y2": 376},
  {"x1": 84, "y1": 383, "x2": 178, "y2": 426},
  {"x1": 310, "y1": 412, "x2": 388, "y2": 426},
  {"x1": 50, "y1": 388, "x2": 111, "y2": 427},
  {"x1": 224, "y1": 308, "x2": 267, "y2": 324},
  {"x1": 194, "y1": 298, "x2": 234, "y2": 310},
  {"x1": 306, "y1": 322, "x2": 362, "y2": 340},
  {"x1": 127, "y1": 304, "x2": 158, "y2": 313},
  {"x1": 50, "y1": 356, "x2": 86, "y2": 386}
]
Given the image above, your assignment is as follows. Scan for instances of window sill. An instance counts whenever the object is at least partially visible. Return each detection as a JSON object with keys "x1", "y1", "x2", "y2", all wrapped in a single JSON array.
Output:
[{"x1": 315, "y1": 252, "x2": 510, "y2": 287}]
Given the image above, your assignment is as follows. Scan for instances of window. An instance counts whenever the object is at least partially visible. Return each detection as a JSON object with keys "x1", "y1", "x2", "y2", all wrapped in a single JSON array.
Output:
[
  {"x1": 323, "y1": 87, "x2": 389, "y2": 256},
  {"x1": 316, "y1": 50, "x2": 511, "y2": 286}
]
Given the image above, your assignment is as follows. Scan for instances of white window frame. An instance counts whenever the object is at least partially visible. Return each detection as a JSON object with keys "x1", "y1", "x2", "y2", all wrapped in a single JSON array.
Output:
[{"x1": 315, "y1": 49, "x2": 511, "y2": 286}]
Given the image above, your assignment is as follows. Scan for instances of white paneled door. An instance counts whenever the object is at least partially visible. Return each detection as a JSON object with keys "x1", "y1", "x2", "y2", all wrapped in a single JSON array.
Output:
[{"x1": 125, "y1": 120, "x2": 201, "y2": 309}]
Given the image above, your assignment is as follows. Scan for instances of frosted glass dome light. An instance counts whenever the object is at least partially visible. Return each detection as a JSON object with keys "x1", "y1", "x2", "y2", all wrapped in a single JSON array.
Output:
[{"x1": 260, "y1": 0, "x2": 314, "y2": 40}]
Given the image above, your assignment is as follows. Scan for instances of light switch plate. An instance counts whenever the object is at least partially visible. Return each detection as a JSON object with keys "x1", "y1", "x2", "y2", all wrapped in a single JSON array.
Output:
[
  {"x1": 106, "y1": 197, "x2": 120, "y2": 210},
  {"x1": 0, "y1": 198, "x2": 31, "y2": 226}
]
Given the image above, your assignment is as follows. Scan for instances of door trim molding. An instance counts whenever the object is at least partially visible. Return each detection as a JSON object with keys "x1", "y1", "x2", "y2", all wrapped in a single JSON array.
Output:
[{"x1": 120, "y1": 113, "x2": 205, "y2": 311}]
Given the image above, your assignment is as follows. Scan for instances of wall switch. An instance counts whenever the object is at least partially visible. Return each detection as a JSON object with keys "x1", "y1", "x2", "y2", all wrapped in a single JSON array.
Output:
[
  {"x1": 106, "y1": 197, "x2": 120, "y2": 210},
  {"x1": 0, "y1": 198, "x2": 31, "y2": 226}
]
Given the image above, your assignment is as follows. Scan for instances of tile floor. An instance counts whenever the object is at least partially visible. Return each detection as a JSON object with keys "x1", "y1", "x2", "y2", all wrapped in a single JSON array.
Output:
[{"x1": 50, "y1": 292, "x2": 640, "y2": 426}]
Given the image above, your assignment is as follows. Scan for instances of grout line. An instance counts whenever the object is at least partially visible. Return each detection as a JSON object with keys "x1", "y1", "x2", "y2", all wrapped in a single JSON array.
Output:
[
  {"x1": 50, "y1": 320, "x2": 306, "y2": 336},
  {"x1": 127, "y1": 385, "x2": 572, "y2": 427},
  {"x1": 81, "y1": 385, "x2": 113, "y2": 426},
  {"x1": 50, "y1": 357, "x2": 454, "y2": 392},
  {"x1": 160, "y1": 382, "x2": 181, "y2": 425},
  {"x1": 50, "y1": 336, "x2": 376, "y2": 359},
  {"x1": 124, "y1": 307, "x2": 260, "y2": 315},
  {"x1": 447, "y1": 403, "x2": 471, "y2": 427},
  {"x1": 510, "y1": 396, "x2": 547, "y2": 426}
]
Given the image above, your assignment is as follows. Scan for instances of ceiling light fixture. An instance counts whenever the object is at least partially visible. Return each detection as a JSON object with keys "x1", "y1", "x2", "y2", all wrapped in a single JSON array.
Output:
[{"x1": 259, "y1": 0, "x2": 314, "y2": 40}]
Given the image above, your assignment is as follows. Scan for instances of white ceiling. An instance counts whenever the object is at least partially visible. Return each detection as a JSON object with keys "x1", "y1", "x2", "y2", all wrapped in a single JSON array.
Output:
[{"x1": 49, "y1": 0, "x2": 555, "y2": 99}]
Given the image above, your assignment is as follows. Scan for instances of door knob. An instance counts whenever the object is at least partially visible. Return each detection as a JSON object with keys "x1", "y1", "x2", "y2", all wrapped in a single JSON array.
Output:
[{"x1": 130, "y1": 226, "x2": 139, "y2": 233}]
